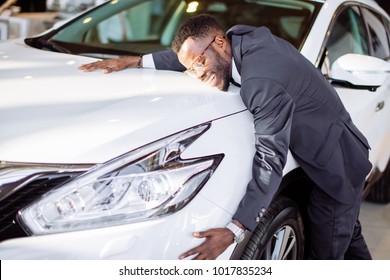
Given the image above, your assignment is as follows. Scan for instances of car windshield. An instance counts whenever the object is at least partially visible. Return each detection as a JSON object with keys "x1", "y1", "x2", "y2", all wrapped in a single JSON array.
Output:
[{"x1": 26, "y1": 0, "x2": 322, "y2": 58}]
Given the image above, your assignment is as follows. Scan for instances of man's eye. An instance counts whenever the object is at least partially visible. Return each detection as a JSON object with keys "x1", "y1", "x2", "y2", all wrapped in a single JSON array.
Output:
[
  {"x1": 193, "y1": 58, "x2": 206, "y2": 70},
  {"x1": 197, "y1": 56, "x2": 206, "y2": 64}
]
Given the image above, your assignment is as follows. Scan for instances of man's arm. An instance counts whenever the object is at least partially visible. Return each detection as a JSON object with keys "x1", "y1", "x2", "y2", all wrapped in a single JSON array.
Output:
[
  {"x1": 233, "y1": 77, "x2": 294, "y2": 231},
  {"x1": 152, "y1": 50, "x2": 186, "y2": 71},
  {"x1": 179, "y1": 78, "x2": 294, "y2": 260},
  {"x1": 79, "y1": 50, "x2": 185, "y2": 73}
]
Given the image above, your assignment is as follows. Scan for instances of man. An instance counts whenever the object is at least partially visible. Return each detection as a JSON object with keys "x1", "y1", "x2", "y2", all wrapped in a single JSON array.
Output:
[{"x1": 79, "y1": 14, "x2": 372, "y2": 260}]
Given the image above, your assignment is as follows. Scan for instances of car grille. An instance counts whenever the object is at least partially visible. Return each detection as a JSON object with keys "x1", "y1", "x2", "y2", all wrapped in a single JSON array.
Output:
[{"x1": 0, "y1": 162, "x2": 91, "y2": 242}]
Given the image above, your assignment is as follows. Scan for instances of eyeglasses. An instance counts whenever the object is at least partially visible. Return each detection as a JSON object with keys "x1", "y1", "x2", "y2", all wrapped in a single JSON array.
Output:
[{"x1": 185, "y1": 37, "x2": 216, "y2": 78}]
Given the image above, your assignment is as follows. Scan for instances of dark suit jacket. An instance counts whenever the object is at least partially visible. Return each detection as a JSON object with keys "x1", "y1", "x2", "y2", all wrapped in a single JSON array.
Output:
[{"x1": 152, "y1": 25, "x2": 372, "y2": 231}]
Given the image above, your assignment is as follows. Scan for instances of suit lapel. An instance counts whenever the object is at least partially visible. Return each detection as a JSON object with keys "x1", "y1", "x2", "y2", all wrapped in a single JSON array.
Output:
[{"x1": 227, "y1": 25, "x2": 257, "y2": 75}]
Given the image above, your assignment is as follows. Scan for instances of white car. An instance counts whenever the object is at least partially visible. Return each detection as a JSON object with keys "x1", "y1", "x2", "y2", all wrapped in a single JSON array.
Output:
[{"x1": 0, "y1": 0, "x2": 389, "y2": 260}]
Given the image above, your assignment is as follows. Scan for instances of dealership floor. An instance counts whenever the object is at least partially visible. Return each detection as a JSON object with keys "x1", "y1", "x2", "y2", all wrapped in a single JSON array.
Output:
[{"x1": 360, "y1": 200, "x2": 390, "y2": 259}]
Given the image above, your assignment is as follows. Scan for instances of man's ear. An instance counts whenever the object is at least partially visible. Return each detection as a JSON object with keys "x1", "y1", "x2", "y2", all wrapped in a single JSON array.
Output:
[{"x1": 215, "y1": 35, "x2": 229, "y2": 51}]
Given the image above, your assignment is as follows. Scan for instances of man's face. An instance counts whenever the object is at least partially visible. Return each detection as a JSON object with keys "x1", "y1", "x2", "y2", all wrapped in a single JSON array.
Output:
[{"x1": 177, "y1": 36, "x2": 232, "y2": 91}]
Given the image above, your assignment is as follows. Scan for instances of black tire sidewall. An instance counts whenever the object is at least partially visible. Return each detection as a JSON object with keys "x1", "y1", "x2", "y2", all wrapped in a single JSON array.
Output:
[{"x1": 241, "y1": 196, "x2": 305, "y2": 260}]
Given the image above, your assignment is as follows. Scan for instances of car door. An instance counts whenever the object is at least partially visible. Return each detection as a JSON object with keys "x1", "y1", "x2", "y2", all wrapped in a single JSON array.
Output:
[
  {"x1": 360, "y1": 6, "x2": 390, "y2": 171},
  {"x1": 321, "y1": 5, "x2": 390, "y2": 172}
]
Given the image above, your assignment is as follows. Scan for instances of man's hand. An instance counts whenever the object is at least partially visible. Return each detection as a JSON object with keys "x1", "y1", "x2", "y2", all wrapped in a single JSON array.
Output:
[
  {"x1": 78, "y1": 56, "x2": 141, "y2": 73},
  {"x1": 179, "y1": 228, "x2": 235, "y2": 260}
]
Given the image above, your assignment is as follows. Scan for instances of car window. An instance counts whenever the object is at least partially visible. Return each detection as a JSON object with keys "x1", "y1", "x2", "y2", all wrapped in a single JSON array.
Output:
[
  {"x1": 51, "y1": 0, "x2": 183, "y2": 54},
  {"x1": 87, "y1": 1, "x2": 176, "y2": 43},
  {"x1": 324, "y1": 6, "x2": 369, "y2": 69},
  {"x1": 36, "y1": 0, "x2": 321, "y2": 56},
  {"x1": 361, "y1": 7, "x2": 390, "y2": 60}
]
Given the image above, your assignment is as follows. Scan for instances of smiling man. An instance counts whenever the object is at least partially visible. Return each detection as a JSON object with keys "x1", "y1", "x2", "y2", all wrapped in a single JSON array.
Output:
[
  {"x1": 176, "y1": 35, "x2": 231, "y2": 91},
  {"x1": 79, "y1": 14, "x2": 372, "y2": 260}
]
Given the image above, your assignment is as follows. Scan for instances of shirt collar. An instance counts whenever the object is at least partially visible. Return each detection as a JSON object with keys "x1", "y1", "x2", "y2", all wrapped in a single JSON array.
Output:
[{"x1": 231, "y1": 58, "x2": 241, "y2": 86}]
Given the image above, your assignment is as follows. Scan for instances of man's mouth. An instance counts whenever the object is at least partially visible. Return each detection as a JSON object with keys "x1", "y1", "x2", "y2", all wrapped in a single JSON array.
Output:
[{"x1": 205, "y1": 73, "x2": 216, "y2": 87}]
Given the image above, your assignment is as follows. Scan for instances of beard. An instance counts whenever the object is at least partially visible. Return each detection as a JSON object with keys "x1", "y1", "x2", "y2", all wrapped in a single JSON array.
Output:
[{"x1": 210, "y1": 49, "x2": 231, "y2": 91}]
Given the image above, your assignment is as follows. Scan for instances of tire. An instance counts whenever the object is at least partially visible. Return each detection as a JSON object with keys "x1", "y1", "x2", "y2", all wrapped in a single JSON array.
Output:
[
  {"x1": 240, "y1": 196, "x2": 305, "y2": 260},
  {"x1": 366, "y1": 160, "x2": 390, "y2": 204}
]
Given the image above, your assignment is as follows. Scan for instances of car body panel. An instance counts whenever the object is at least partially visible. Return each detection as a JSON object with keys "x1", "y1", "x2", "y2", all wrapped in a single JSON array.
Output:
[
  {"x1": 1, "y1": 39, "x2": 247, "y2": 163},
  {"x1": 0, "y1": 194, "x2": 235, "y2": 259}
]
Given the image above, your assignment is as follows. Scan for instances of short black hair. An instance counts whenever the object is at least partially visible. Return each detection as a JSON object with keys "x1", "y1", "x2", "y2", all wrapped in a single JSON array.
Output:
[{"x1": 171, "y1": 14, "x2": 225, "y2": 53}]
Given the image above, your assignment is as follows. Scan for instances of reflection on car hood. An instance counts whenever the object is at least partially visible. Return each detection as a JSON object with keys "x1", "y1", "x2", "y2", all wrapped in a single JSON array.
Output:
[{"x1": 0, "y1": 40, "x2": 245, "y2": 163}]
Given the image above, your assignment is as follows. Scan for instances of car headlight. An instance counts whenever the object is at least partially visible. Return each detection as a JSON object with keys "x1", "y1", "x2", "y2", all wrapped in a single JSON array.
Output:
[{"x1": 19, "y1": 123, "x2": 223, "y2": 235}]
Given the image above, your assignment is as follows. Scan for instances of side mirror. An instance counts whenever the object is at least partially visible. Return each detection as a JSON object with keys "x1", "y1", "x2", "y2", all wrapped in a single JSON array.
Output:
[{"x1": 330, "y1": 53, "x2": 390, "y2": 90}]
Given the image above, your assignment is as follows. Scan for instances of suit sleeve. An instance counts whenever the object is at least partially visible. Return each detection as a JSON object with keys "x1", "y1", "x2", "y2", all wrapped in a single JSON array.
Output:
[
  {"x1": 233, "y1": 77, "x2": 295, "y2": 231},
  {"x1": 151, "y1": 50, "x2": 186, "y2": 72}
]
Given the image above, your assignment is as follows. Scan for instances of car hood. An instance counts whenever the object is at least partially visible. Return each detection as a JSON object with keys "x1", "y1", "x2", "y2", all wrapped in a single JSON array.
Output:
[{"x1": 0, "y1": 40, "x2": 245, "y2": 163}]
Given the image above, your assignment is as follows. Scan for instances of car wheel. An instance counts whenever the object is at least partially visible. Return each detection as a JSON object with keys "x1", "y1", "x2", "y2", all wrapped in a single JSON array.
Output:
[
  {"x1": 240, "y1": 196, "x2": 305, "y2": 260},
  {"x1": 366, "y1": 159, "x2": 390, "y2": 204}
]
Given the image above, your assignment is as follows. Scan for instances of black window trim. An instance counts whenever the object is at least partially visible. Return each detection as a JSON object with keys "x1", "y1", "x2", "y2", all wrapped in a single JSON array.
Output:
[
  {"x1": 360, "y1": 6, "x2": 390, "y2": 61},
  {"x1": 316, "y1": 1, "x2": 390, "y2": 69},
  {"x1": 315, "y1": 2, "x2": 364, "y2": 69}
]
